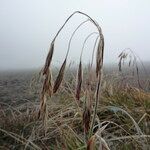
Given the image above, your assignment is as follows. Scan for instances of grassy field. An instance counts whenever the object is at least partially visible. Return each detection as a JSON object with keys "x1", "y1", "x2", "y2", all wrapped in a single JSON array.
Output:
[{"x1": 0, "y1": 65, "x2": 149, "y2": 150}]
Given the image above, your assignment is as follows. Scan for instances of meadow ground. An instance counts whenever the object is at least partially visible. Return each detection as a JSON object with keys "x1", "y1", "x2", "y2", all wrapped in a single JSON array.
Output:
[{"x1": 0, "y1": 64, "x2": 150, "y2": 150}]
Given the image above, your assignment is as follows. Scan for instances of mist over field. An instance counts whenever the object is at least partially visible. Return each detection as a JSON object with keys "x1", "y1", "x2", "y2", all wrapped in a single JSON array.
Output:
[{"x1": 0, "y1": 0, "x2": 150, "y2": 70}]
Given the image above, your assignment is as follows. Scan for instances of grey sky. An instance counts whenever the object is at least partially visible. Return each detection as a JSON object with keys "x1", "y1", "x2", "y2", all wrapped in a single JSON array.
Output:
[{"x1": 0, "y1": 0, "x2": 150, "y2": 70}]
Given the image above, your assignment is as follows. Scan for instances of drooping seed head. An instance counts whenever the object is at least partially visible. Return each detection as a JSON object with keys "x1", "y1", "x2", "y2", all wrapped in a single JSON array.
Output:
[
  {"x1": 83, "y1": 107, "x2": 91, "y2": 133},
  {"x1": 75, "y1": 60, "x2": 83, "y2": 101},
  {"x1": 96, "y1": 34, "x2": 104, "y2": 77},
  {"x1": 53, "y1": 58, "x2": 67, "y2": 93},
  {"x1": 43, "y1": 42, "x2": 54, "y2": 75}
]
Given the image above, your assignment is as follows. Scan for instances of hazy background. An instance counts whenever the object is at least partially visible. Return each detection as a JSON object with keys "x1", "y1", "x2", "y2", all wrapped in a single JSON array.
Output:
[{"x1": 0, "y1": 0, "x2": 150, "y2": 70}]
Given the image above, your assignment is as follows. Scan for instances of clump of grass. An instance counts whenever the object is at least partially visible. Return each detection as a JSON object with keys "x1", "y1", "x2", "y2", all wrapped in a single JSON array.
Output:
[
  {"x1": 118, "y1": 48, "x2": 149, "y2": 90},
  {"x1": 38, "y1": 11, "x2": 104, "y2": 146},
  {"x1": 37, "y1": 11, "x2": 150, "y2": 149}
]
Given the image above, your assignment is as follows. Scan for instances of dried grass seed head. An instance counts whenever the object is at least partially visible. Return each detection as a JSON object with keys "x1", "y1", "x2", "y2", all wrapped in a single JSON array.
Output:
[
  {"x1": 53, "y1": 58, "x2": 67, "y2": 93},
  {"x1": 75, "y1": 60, "x2": 83, "y2": 101}
]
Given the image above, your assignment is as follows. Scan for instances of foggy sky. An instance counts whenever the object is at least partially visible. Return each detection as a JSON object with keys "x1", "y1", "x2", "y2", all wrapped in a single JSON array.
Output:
[{"x1": 0, "y1": 0, "x2": 150, "y2": 70}]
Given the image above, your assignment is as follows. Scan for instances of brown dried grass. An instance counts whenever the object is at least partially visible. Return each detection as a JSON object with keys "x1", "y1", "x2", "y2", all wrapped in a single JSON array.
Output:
[{"x1": 38, "y1": 11, "x2": 105, "y2": 149}]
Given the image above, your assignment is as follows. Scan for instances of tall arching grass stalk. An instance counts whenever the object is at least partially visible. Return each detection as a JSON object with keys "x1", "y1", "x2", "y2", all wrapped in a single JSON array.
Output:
[{"x1": 38, "y1": 11, "x2": 104, "y2": 146}]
